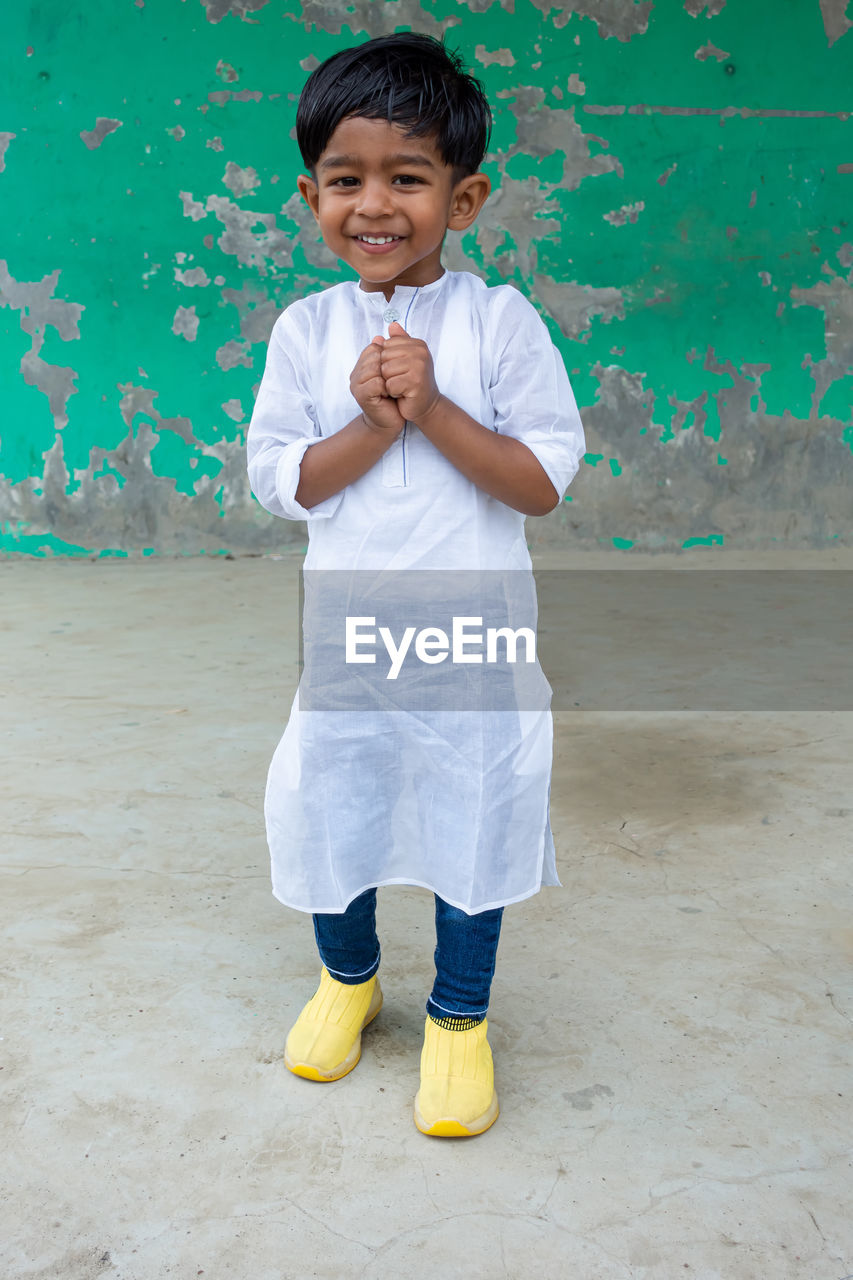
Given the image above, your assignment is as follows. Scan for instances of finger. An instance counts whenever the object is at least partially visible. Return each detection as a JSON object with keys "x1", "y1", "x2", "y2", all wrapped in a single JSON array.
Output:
[
  {"x1": 380, "y1": 354, "x2": 420, "y2": 379},
  {"x1": 383, "y1": 375, "x2": 409, "y2": 400},
  {"x1": 353, "y1": 355, "x2": 379, "y2": 381},
  {"x1": 357, "y1": 352, "x2": 383, "y2": 379},
  {"x1": 379, "y1": 366, "x2": 410, "y2": 389},
  {"x1": 354, "y1": 339, "x2": 383, "y2": 368},
  {"x1": 383, "y1": 336, "x2": 426, "y2": 357},
  {"x1": 387, "y1": 322, "x2": 408, "y2": 337},
  {"x1": 362, "y1": 375, "x2": 391, "y2": 398}
]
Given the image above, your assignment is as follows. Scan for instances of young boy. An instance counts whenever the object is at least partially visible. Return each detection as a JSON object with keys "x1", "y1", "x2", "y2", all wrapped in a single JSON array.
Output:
[{"x1": 247, "y1": 32, "x2": 585, "y2": 1137}]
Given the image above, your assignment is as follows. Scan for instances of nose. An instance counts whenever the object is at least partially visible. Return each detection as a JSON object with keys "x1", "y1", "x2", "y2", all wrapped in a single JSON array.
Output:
[{"x1": 354, "y1": 177, "x2": 395, "y2": 219}]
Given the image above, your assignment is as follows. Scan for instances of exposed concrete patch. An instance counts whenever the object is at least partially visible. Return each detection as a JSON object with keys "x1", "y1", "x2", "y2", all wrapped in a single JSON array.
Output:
[
  {"x1": 79, "y1": 118, "x2": 122, "y2": 150},
  {"x1": 0, "y1": 261, "x2": 83, "y2": 429},
  {"x1": 695, "y1": 41, "x2": 730, "y2": 60},
  {"x1": 474, "y1": 177, "x2": 561, "y2": 277},
  {"x1": 291, "y1": 0, "x2": 455, "y2": 38},
  {"x1": 171, "y1": 305, "x2": 199, "y2": 341},
  {"x1": 572, "y1": 356, "x2": 853, "y2": 549},
  {"x1": 180, "y1": 185, "x2": 302, "y2": 277},
  {"x1": 533, "y1": 275, "x2": 624, "y2": 341},
  {"x1": 174, "y1": 266, "x2": 211, "y2": 287},
  {"x1": 179, "y1": 190, "x2": 207, "y2": 221},
  {"x1": 500, "y1": 89, "x2": 624, "y2": 189},
  {"x1": 208, "y1": 88, "x2": 263, "y2": 105},
  {"x1": 223, "y1": 161, "x2": 261, "y2": 197},
  {"x1": 0, "y1": 261, "x2": 83, "y2": 342},
  {"x1": 684, "y1": 0, "x2": 726, "y2": 14},
  {"x1": 819, "y1": 0, "x2": 853, "y2": 45},
  {"x1": 221, "y1": 283, "x2": 281, "y2": 346},
  {"x1": 118, "y1": 383, "x2": 158, "y2": 426},
  {"x1": 791, "y1": 273, "x2": 853, "y2": 412},
  {"x1": 526, "y1": 0, "x2": 653, "y2": 38},
  {"x1": 20, "y1": 352, "x2": 79, "y2": 429},
  {"x1": 440, "y1": 229, "x2": 488, "y2": 279},
  {"x1": 280, "y1": 192, "x2": 339, "y2": 270},
  {"x1": 603, "y1": 200, "x2": 645, "y2": 225},
  {"x1": 657, "y1": 161, "x2": 678, "y2": 185},
  {"x1": 0, "y1": 384, "x2": 289, "y2": 552},
  {"x1": 201, "y1": 0, "x2": 270, "y2": 22},
  {"x1": 222, "y1": 398, "x2": 245, "y2": 422},
  {"x1": 459, "y1": 0, "x2": 515, "y2": 11},
  {"x1": 0, "y1": 132, "x2": 15, "y2": 171},
  {"x1": 584, "y1": 102, "x2": 851, "y2": 121},
  {"x1": 475, "y1": 44, "x2": 516, "y2": 67},
  {"x1": 216, "y1": 338, "x2": 254, "y2": 370},
  {"x1": 205, "y1": 194, "x2": 292, "y2": 274}
]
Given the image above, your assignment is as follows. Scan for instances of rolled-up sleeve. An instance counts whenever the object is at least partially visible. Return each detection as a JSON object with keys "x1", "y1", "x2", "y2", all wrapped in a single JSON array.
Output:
[
  {"x1": 246, "y1": 312, "x2": 344, "y2": 522},
  {"x1": 489, "y1": 289, "x2": 586, "y2": 501}
]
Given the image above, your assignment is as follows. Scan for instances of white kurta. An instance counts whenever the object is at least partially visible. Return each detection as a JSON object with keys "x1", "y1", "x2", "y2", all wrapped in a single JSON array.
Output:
[{"x1": 247, "y1": 269, "x2": 586, "y2": 913}]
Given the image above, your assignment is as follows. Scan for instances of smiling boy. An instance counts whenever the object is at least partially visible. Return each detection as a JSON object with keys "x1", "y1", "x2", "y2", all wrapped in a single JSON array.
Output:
[
  {"x1": 291, "y1": 108, "x2": 561, "y2": 516},
  {"x1": 247, "y1": 32, "x2": 586, "y2": 1137}
]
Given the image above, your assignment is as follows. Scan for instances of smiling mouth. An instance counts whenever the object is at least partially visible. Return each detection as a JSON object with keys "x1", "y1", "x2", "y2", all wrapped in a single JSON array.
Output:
[{"x1": 355, "y1": 234, "x2": 403, "y2": 245}]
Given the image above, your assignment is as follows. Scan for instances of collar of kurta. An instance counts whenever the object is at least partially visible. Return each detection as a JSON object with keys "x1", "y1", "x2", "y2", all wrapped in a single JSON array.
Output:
[{"x1": 356, "y1": 270, "x2": 451, "y2": 311}]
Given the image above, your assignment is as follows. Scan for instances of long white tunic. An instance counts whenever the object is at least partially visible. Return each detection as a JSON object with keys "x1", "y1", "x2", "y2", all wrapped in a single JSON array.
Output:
[{"x1": 247, "y1": 269, "x2": 585, "y2": 913}]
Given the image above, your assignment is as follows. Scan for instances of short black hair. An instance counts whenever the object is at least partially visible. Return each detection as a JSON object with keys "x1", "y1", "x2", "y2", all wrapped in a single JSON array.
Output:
[{"x1": 296, "y1": 32, "x2": 492, "y2": 179}]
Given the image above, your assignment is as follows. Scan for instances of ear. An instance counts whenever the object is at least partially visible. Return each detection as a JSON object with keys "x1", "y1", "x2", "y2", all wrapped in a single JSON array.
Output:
[
  {"x1": 296, "y1": 173, "x2": 321, "y2": 223},
  {"x1": 447, "y1": 172, "x2": 492, "y2": 233}
]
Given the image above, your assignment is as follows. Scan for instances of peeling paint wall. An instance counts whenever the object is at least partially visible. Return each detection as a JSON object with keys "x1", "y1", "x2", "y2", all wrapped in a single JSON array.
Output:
[{"x1": 1, "y1": 0, "x2": 851, "y2": 555}]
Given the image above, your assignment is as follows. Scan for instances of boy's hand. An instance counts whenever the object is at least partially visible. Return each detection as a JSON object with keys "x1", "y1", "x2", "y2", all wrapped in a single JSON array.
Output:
[
  {"x1": 350, "y1": 337, "x2": 406, "y2": 434},
  {"x1": 379, "y1": 322, "x2": 441, "y2": 424}
]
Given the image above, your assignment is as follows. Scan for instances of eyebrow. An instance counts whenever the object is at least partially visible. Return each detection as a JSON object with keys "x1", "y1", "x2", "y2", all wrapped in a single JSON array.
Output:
[{"x1": 318, "y1": 152, "x2": 437, "y2": 171}]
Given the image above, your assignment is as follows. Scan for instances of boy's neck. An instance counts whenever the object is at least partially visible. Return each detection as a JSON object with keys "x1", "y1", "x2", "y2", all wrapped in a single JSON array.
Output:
[{"x1": 358, "y1": 267, "x2": 446, "y2": 303}]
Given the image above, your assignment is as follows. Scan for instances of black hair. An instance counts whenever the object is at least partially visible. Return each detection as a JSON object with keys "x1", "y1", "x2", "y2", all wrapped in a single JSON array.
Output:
[{"x1": 296, "y1": 32, "x2": 492, "y2": 179}]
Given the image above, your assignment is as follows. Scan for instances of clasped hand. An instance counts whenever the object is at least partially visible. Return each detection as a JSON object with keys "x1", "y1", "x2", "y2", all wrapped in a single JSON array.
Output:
[{"x1": 350, "y1": 321, "x2": 441, "y2": 433}]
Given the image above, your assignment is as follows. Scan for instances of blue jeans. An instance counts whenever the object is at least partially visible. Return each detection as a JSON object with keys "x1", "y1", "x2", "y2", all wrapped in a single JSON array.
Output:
[{"x1": 312, "y1": 889, "x2": 503, "y2": 1024}]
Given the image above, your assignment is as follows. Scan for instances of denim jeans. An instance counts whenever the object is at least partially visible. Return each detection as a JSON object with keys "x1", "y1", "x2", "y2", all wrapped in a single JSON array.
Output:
[{"x1": 312, "y1": 889, "x2": 503, "y2": 1023}]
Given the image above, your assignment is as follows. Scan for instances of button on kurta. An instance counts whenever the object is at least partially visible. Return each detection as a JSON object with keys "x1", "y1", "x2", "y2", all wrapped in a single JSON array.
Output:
[{"x1": 383, "y1": 307, "x2": 400, "y2": 324}]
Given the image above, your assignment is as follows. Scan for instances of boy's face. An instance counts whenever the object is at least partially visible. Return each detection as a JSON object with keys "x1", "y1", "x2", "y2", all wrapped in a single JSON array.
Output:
[{"x1": 297, "y1": 117, "x2": 490, "y2": 296}]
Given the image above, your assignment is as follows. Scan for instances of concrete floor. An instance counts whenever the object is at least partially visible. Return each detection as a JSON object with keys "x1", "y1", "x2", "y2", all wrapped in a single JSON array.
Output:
[{"x1": 1, "y1": 550, "x2": 852, "y2": 1280}]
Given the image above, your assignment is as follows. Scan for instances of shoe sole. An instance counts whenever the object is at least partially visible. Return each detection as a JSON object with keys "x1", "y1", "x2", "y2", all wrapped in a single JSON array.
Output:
[
  {"x1": 284, "y1": 984, "x2": 383, "y2": 1082},
  {"x1": 413, "y1": 1091, "x2": 499, "y2": 1138}
]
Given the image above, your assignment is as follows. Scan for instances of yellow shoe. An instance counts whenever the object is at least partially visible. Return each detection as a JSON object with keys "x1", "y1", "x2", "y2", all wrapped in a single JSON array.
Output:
[
  {"x1": 284, "y1": 968, "x2": 382, "y2": 1082},
  {"x1": 414, "y1": 1017, "x2": 499, "y2": 1137}
]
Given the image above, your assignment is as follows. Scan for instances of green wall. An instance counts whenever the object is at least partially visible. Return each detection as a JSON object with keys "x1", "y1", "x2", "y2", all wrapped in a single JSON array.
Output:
[{"x1": 1, "y1": 0, "x2": 851, "y2": 554}]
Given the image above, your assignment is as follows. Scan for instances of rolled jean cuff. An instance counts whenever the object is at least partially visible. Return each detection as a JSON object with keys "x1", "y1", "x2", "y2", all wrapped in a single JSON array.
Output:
[
  {"x1": 425, "y1": 995, "x2": 487, "y2": 1023},
  {"x1": 322, "y1": 951, "x2": 380, "y2": 984}
]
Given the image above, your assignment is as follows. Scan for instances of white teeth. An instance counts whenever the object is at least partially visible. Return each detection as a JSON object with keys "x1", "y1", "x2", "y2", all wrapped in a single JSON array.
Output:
[{"x1": 358, "y1": 235, "x2": 401, "y2": 244}]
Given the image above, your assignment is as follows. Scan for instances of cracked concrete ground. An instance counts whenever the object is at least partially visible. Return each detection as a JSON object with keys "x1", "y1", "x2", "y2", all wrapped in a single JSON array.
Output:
[{"x1": 1, "y1": 550, "x2": 852, "y2": 1280}]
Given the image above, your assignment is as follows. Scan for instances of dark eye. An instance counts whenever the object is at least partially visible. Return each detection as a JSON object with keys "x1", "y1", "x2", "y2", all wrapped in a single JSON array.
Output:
[
  {"x1": 331, "y1": 176, "x2": 359, "y2": 187},
  {"x1": 394, "y1": 174, "x2": 422, "y2": 185}
]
